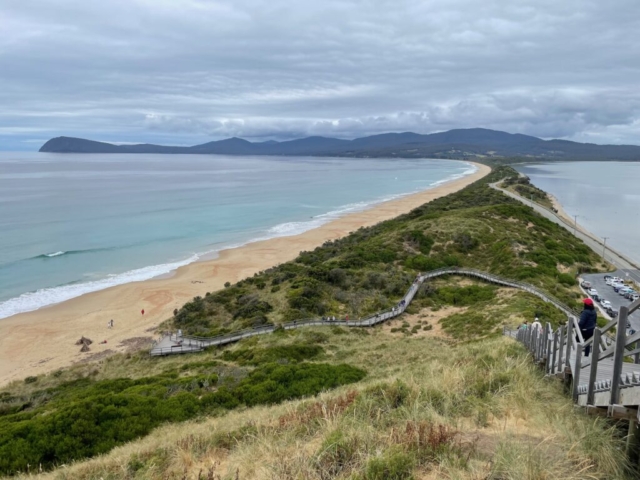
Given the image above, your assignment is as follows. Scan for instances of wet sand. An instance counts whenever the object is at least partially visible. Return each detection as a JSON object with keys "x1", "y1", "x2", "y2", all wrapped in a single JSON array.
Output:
[{"x1": 0, "y1": 162, "x2": 490, "y2": 387}]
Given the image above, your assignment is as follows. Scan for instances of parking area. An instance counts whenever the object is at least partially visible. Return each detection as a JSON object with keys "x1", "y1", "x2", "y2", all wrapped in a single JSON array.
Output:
[{"x1": 581, "y1": 271, "x2": 640, "y2": 330}]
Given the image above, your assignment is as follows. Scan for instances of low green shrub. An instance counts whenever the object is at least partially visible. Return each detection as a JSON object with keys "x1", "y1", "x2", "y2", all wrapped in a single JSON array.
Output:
[
  {"x1": 557, "y1": 273, "x2": 576, "y2": 286},
  {"x1": 426, "y1": 285, "x2": 496, "y2": 307},
  {"x1": 362, "y1": 449, "x2": 415, "y2": 480},
  {"x1": 0, "y1": 363, "x2": 365, "y2": 475},
  {"x1": 221, "y1": 343, "x2": 324, "y2": 365}
]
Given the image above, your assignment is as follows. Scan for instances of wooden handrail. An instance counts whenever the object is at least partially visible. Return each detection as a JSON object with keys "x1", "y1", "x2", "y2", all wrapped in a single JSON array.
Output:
[{"x1": 508, "y1": 289, "x2": 640, "y2": 410}]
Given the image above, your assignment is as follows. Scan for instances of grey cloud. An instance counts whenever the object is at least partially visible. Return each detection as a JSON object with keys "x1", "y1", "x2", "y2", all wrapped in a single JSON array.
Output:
[{"x1": 1, "y1": 0, "x2": 640, "y2": 150}]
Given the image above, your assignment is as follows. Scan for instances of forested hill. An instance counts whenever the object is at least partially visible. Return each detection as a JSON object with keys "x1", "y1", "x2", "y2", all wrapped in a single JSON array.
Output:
[{"x1": 40, "y1": 128, "x2": 640, "y2": 161}]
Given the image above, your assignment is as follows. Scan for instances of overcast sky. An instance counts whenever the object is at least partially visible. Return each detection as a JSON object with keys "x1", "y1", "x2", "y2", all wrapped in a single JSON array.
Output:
[{"x1": 2, "y1": 0, "x2": 640, "y2": 150}]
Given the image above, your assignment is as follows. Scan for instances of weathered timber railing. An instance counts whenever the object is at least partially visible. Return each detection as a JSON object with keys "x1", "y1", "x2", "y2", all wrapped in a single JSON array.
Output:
[
  {"x1": 508, "y1": 296, "x2": 640, "y2": 419},
  {"x1": 151, "y1": 267, "x2": 579, "y2": 356}
]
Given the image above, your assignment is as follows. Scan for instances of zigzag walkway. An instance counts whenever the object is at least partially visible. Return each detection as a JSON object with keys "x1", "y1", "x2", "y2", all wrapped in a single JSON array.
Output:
[{"x1": 150, "y1": 267, "x2": 577, "y2": 356}]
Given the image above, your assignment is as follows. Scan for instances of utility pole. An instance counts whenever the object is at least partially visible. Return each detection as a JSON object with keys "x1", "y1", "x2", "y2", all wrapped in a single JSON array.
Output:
[
  {"x1": 602, "y1": 237, "x2": 609, "y2": 262},
  {"x1": 573, "y1": 214, "x2": 579, "y2": 236}
]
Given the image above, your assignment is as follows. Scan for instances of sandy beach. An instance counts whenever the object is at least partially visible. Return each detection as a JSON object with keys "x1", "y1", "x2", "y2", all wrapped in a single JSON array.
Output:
[{"x1": 0, "y1": 162, "x2": 490, "y2": 386}]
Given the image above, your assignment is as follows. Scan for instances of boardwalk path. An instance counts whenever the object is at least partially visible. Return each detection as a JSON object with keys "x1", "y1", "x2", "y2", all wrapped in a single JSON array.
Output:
[{"x1": 151, "y1": 266, "x2": 576, "y2": 356}]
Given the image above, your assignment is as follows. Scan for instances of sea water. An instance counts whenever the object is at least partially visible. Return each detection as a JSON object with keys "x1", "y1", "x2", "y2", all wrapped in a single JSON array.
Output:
[
  {"x1": 517, "y1": 162, "x2": 640, "y2": 265},
  {"x1": 0, "y1": 153, "x2": 475, "y2": 319}
]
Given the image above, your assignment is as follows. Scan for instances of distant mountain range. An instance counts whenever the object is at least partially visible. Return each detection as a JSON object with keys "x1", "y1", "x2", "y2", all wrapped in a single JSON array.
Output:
[{"x1": 39, "y1": 128, "x2": 640, "y2": 161}]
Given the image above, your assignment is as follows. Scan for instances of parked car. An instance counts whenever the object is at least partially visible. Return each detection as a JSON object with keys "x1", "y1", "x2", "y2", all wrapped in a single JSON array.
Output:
[
  {"x1": 588, "y1": 288, "x2": 598, "y2": 297},
  {"x1": 632, "y1": 294, "x2": 640, "y2": 302},
  {"x1": 624, "y1": 290, "x2": 637, "y2": 299},
  {"x1": 613, "y1": 284, "x2": 626, "y2": 292},
  {"x1": 619, "y1": 287, "x2": 633, "y2": 296},
  {"x1": 604, "y1": 274, "x2": 612, "y2": 280},
  {"x1": 581, "y1": 280, "x2": 592, "y2": 289},
  {"x1": 607, "y1": 308, "x2": 619, "y2": 318},
  {"x1": 601, "y1": 300, "x2": 612, "y2": 309}
]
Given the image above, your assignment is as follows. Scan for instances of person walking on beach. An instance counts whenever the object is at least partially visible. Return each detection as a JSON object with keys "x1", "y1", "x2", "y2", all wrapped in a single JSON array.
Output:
[
  {"x1": 579, "y1": 298, "x2": 597, "y2": 357},
  {"x1": 141, "y1": 309, "x2": 145, "y2": 316}
]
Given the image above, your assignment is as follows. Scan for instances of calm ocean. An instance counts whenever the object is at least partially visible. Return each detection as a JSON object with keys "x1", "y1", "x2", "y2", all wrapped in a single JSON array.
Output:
[
  {"x1": 0, "y1": 153, "x2": 475, "y2": 319},
  {"x1": 517, "y1": 162, "x2": 640, "y2": 265}
]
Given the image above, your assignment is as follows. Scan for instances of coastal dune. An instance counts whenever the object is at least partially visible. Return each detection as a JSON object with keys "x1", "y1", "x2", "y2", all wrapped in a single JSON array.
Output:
[{"x1": 0, "y1": 163, "x2": 490, "y2": 386}]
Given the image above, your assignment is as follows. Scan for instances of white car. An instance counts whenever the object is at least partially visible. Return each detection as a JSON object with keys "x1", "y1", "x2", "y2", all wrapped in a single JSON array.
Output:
[
  {"x1": 605, "y1": 278, "x2": 613, "y2": 286},
  {"x1": 601, "y1": 300, "x2": 612, "y2": 309},
  {"x1": 588, "y1": 288, "x2": 598, "y2": 297}
]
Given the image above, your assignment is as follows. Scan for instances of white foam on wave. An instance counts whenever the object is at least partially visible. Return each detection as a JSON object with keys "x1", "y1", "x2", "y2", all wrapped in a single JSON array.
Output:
[
  {"x1": 0, "y1": 162, "x2": 478, "y2": 319},
  {"x1": 254, "y1": 163, "x2": 479, "y2": 241},
  {"x1": 0, "y1": 253, "x2": 200, "y2": 319},
  {"x1": 429, "y1": 162, "x2": 478, "y2": 187},
  {"x1": 257, "y1": 197, "x2": 396, "y2": 240}
]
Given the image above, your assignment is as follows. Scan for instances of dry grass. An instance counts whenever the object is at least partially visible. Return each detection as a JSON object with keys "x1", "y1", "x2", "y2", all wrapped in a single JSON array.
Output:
[{"x1": 11, "y1": 326, "x2": 632, "y2": 480}]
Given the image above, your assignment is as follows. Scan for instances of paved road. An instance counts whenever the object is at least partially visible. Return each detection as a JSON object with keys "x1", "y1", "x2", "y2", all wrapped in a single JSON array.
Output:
[
  {"x1": 581, "y1": 271, "x2": 640, "y2": 331},
  {"x1": 490, "y1": 183, "x2": 640, "y2": 286}
]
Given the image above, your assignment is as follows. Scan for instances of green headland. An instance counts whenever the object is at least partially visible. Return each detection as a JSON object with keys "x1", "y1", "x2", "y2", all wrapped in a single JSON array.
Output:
[{"x1": 0, "y1": 166, "x2": 634, "y2": 479}]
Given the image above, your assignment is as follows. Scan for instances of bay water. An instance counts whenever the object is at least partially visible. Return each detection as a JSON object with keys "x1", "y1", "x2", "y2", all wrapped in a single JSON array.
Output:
[
  {"x1": 516, "y1": 162, "x2": 640, "y2": 265},
  {"x1": 0, "y1": 153, "x2": 475, "y2": 319}
]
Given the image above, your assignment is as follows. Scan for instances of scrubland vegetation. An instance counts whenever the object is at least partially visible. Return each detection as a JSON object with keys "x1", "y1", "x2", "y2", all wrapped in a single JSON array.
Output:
[
  {"x1": 6, "y1": 330, "x2": 631, "y2": 479},
  {"x1": 2, "y1": 165, "x2": 630, "y2": 479},
  {"x1": 500, "y1": 173, "x2": 554, "y2": 209},
  {"x1": 170, "y1": 166, "x2": 600, "y2": 338}
]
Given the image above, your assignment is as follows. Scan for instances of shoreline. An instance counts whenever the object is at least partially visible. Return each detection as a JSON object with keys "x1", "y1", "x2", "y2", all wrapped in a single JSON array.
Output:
[
  {"x1": 0, "y1": 162, "x2": 490, "y2": 386},
  {"x1": 0, "y1": 163, "x2": 477, "y2": 321},
  {"x1": 548, "y1": 194, "x2": 639, "y2": 270}
]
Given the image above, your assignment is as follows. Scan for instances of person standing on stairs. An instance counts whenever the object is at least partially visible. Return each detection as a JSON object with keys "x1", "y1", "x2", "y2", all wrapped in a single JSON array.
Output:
[
  {"x1": 531, "y1": 317, "x2": 542, "y2": 332},
  {"x1": 579, "y1": 298, "x2": 597, "y2": 357}
]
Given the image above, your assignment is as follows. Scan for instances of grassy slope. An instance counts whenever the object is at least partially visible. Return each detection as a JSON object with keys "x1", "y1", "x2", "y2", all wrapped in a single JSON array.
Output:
[
  {"x1": 13, "y1": 330, "x2": 631, "y2": 479},
  {"x1": 1, "y1": 166, "x2": 631, "y2": 479}
]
